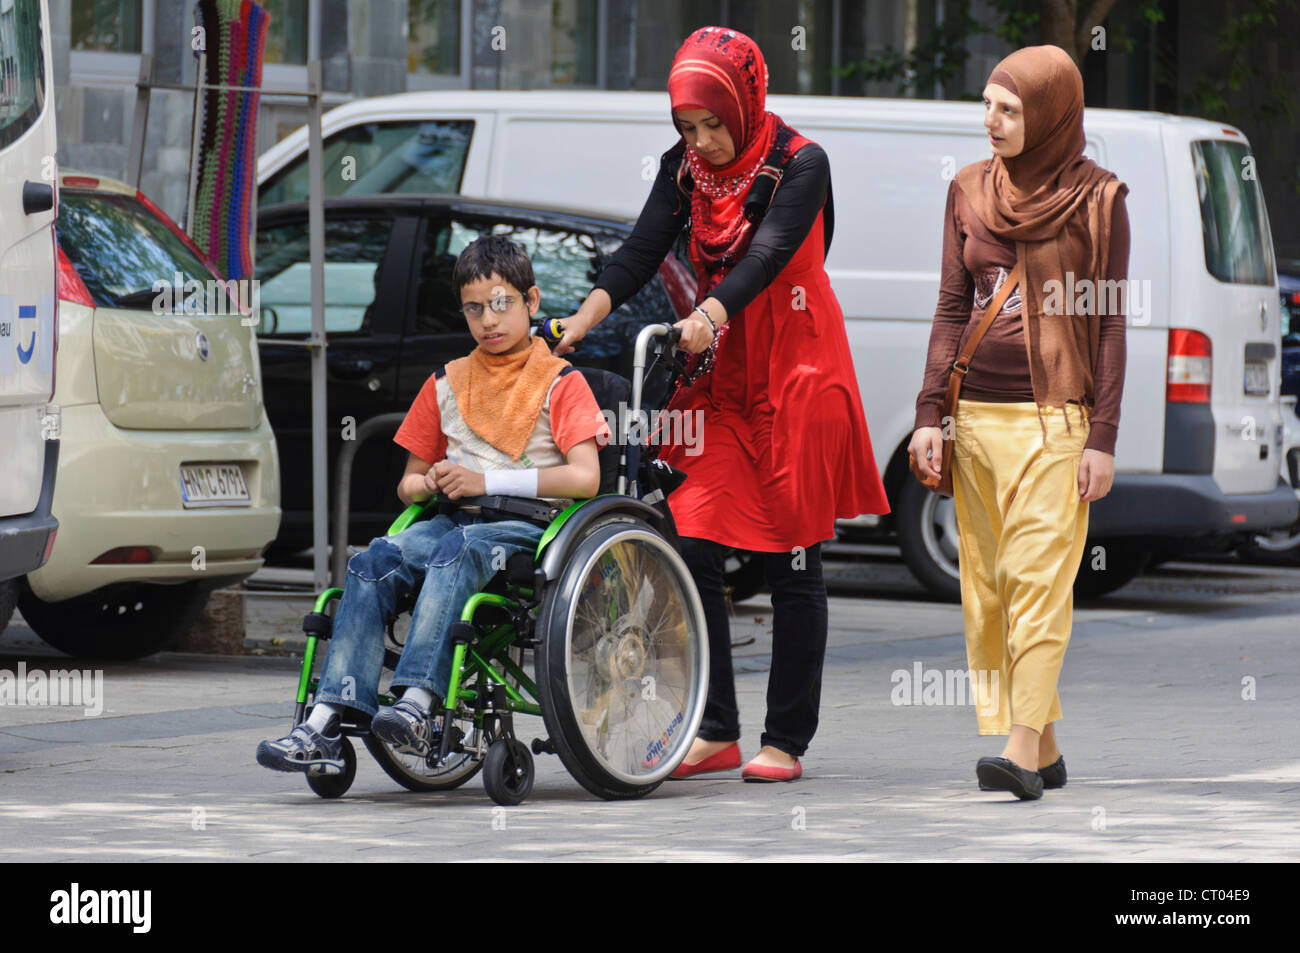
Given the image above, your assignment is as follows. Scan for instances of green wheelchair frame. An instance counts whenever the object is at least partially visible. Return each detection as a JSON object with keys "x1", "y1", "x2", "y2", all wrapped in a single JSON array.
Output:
[{"x1": 287, "y1": 324, "x2": 710, "y2": 805}]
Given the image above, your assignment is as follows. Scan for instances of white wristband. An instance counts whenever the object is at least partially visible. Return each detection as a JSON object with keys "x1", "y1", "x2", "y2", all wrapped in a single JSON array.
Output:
[{"x1": 483, "y1": 468, "x2": 540, "y2": 498}]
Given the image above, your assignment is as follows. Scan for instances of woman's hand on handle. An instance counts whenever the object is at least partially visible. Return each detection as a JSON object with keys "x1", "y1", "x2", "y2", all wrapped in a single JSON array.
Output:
[
  {"x1": 672, "y1": 297, "x2": 729, "y2": 355},
  {"x1": 908, "y1": 427, "x2": 944, "y2": 481},
  {"x1": 555, "y1": 289, "x2": 614, "y2": 357}
]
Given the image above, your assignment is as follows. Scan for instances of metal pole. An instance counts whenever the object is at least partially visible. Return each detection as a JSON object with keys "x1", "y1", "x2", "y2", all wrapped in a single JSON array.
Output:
[
  {"x1": 331, "y1": 413, "x2": 407, "y2": 586},
  {"x1": 126, "y1": 53, "x2": 153, "y2": 190},
  {"x1": 307, "y1": 59, "x2": 329, "y2": 595},
  {"x1": 185, "y1": 50, "x2": 206, "y2": 235}
]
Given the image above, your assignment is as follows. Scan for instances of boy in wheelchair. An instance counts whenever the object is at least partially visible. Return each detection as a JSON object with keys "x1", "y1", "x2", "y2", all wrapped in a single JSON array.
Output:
[{"x1": 257, "y1": 235, "x2": 610, "y2": 775}]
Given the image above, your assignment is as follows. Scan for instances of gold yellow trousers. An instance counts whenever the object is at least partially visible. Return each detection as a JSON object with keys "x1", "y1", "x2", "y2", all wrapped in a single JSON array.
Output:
[{"x1": 952, "y1": 400, "x2": 1090, "y2": 735}]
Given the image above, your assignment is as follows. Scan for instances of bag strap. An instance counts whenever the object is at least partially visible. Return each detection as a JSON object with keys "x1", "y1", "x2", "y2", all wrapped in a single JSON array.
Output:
[
  {"x1": 665, "y1": 131, "x2": 834, "y2": 257},
  {"x1": 947, "y1": 262, "x2": 1024, "y2": 388}
]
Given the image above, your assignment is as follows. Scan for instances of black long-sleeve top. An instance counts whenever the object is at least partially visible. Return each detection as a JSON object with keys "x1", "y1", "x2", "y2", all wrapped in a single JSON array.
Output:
[{"x1": 594, "y1": 143, "x2": 831, "y2": 319}]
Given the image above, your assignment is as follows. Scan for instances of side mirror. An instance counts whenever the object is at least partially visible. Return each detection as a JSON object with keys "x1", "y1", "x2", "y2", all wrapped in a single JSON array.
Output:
[{"x1": 258, "y1": 306, "x2": 279, "y2": 335}]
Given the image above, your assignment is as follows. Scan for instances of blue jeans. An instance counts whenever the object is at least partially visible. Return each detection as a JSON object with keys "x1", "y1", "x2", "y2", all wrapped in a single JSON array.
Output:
[{"x1": 314, "y1": 510, "x2": 544, "y2": 716}]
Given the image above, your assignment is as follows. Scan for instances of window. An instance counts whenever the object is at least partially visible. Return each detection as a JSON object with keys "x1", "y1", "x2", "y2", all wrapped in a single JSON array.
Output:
[
  {"x1": 0, "y1": 0, "x2": 45, "y2": 147},
  {"x1": 1191, "y1": 140, "x2": 1275, "y2": 286},
  {"x1": 551, "y1": 0, "x2": 597, "y2": 86},
  {"x1": 255, "y1": 217, "x2": 393, "y2": 334},
  {"x1": 415, "y1": 218, "x2": 609, "y2": 336},
  {"x1": 261, "y1": 0, "x2": 308, "y2": 65},
  {"x1": 70, "y1": 0, "x2": 141, "y2": 53},
  {"x1": 416, "y1": 215, "x2": 676, "y2": 373},
  {"x1": 259, "y1": 120, "x2": 474, "y2": 207},
  {"x1": 408, "y1": 0, "x2": 461, "y2": 75},
  {"x1": 56, "y1": 191, "x2": 221, "y2": 311}
]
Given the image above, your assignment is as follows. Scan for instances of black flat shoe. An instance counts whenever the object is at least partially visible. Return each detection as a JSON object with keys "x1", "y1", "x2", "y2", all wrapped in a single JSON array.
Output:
[
  {"x1": 1039, "y1": 755, "x2": 1067, "y2": 789},
  {"x1": 976, "y1": 756, "x2": 1044, "y2": 800}
]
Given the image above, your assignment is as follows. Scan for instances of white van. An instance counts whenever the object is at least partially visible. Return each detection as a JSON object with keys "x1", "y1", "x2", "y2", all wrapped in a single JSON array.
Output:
[
  {"x1": 258, "y1": 90, "x2": 1297, "y2": 598},
  {"x1": 0, "y1": 0, "x2": 58, "y2": 625}
]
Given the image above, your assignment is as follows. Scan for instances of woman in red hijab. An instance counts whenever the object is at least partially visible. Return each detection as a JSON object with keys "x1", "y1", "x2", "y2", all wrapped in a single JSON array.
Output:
[{"x1": 559, "y1": 26, "x2": 888, "y2": 782}]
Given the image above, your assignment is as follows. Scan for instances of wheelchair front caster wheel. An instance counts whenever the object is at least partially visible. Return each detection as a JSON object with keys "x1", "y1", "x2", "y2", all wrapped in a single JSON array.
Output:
[
  {"x1": 483, "y1": 738, "x2": 534, "y2": 806},
  {"x1": 306, "y1": 736, "x2": 357, "y2": 799}
]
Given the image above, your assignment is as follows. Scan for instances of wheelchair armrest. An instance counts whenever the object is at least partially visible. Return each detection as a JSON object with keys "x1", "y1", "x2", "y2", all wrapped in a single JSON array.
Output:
[{"x1": 387, "y1": 496, "x2": 438, "y2": 536}]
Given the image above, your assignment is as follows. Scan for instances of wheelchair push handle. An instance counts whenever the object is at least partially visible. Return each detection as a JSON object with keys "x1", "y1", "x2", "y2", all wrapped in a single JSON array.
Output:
[{"x1": 536, "y1": 317, "x2": 576, "y2": 351}]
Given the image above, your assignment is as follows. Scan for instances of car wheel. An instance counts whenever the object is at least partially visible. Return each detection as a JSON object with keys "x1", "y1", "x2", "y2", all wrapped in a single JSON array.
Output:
[
  {"x1": 1073, "y1": 543, "x2": 1150, "y2": 598},
  {"x1": 0, "y1": 579, "x2": 17, "y2": 635},
  {"x1": 896, "y1": 478, "x2": 962, "y2": 602},
  {"x1": 722, "y1": 548, "x2": 766, "y2": 604},
  {"x1": 17, "y1": 581, "x2": 212, "y2": 659}
]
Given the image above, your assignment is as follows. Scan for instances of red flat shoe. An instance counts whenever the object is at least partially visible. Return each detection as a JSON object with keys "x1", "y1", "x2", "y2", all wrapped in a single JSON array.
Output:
[
  {"x1": 669, "y1": 742, "x2": 742, "y2": 779},
  {"x1": 741, "y1": 757, "x2": 802, "y2": 782}
]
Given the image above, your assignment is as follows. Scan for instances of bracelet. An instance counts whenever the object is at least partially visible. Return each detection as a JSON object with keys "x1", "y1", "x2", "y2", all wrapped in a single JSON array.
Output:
[
  {"x1": 483, "y1": 467, "x2": 540, "y2": 498},
  {"x1": 693, "y1": 305, "x2": 717, "y2": 335}
]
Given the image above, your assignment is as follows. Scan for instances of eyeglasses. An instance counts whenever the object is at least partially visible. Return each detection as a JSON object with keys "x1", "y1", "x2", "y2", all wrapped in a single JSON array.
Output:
[{"x1": 460, "y1": 294, "x2": 520, "y2": 319}]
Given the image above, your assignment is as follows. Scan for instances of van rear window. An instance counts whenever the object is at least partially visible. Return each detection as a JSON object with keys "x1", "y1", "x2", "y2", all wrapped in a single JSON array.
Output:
[
  {"x1": 1191, "y1": 140, "x2": 1275, "y2": 286},
  {"x1": 259, "y1": 120, "x2": 474, "y2": 207}
]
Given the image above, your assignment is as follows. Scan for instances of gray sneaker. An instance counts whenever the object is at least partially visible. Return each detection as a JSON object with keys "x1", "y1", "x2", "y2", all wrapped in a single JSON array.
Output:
[
  {"x1": 371, "y1": 698, "x2": 440, "y2": 756},
  {"x1": 256, "y1": 720, "x2": 345, "y2": 775}
]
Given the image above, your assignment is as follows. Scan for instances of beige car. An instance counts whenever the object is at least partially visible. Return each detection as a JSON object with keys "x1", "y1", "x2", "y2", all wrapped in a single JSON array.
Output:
[{"x1": 10, "y1": 171, "x2": 280, "y2": 658}]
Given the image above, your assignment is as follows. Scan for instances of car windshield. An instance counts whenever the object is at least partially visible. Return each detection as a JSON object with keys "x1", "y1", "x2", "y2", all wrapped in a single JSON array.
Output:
[{"x1": 57, "y1": 190, "x2": 223, "y2": 311}]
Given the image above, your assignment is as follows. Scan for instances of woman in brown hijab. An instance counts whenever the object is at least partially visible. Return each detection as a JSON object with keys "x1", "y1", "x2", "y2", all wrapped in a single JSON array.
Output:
[{"x1": 909, "y1": 45, "x2": 1130, "y2": 800}]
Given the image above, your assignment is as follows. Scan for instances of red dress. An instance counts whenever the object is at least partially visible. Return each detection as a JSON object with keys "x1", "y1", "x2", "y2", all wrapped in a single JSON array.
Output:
[{"x1": 661, "y1": 165, "x2": 890, "y2": 553}]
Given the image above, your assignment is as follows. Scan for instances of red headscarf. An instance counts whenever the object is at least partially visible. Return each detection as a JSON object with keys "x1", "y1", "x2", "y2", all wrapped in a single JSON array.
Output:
[{"x1": 668, "y1": 27, "x2": 784, "y2": 297}]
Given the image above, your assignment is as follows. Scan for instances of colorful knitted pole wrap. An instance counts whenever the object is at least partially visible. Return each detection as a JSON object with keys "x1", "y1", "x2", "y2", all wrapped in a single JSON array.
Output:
[{"x1": 192, "y1": 0, "x2": 268, "y2": 281}]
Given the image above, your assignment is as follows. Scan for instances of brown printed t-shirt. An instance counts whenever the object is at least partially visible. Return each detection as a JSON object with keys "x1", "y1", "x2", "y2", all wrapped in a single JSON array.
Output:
[{"x1": 914, "y1": 181, "x2": 1130, "y2": 455}]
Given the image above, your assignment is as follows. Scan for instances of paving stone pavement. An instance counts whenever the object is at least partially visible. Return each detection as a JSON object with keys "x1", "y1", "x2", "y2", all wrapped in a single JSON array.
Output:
[{"x1": 0, "y1": 574, "x2": 1297, "y2": 862}]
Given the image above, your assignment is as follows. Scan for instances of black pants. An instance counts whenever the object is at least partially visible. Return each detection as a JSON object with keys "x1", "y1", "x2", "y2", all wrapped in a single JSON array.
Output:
[{"x1": 678, "y1": 537, "x2": 829, "y2": 758}]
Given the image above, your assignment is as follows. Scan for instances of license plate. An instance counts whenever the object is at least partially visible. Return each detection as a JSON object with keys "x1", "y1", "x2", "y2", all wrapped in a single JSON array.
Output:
[
  {"x1": 1244, "y1": 361, "x2": 1269, "y2": 395},
  {"x1": 180, "y1": 464, "x2": 251, "y2": 508}
]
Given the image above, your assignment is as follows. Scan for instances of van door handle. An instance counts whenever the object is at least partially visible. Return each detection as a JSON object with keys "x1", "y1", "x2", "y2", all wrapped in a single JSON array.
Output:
[{"x1": 22, "y1": 181, "x2": 54, "y2": 215}]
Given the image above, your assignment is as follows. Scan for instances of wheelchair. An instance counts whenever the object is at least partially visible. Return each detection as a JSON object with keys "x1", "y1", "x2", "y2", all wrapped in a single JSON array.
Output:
[{"x1": 287, "y1": 324, "x2": 709, "y2": 804}]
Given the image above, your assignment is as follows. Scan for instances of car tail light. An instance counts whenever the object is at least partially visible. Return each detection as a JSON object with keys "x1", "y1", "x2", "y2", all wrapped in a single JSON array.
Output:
[
  {"x1": 61, "y1": 175, "x2": 100, "y2": 189},
  {"x1": 41, "y1": 529, "x2": 57, "y2": 565},
  {"x1": 1168, "y1": 328, "x2": 1212, "y2": 403},
  {"x1": 57, "y1": 245, "x2": 95, "y2": 308},
  {"x1": 90, "y1": 546, "x2": 155, "y2": 565}
]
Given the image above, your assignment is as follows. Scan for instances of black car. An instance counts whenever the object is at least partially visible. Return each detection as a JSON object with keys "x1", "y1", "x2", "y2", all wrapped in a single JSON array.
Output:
[
  {"x1": 1280, "y1": 259, "x2": 1300, "y2": 401},
  {"x1": 255, "y1": 195, "x2": 695, "y2": 553}
]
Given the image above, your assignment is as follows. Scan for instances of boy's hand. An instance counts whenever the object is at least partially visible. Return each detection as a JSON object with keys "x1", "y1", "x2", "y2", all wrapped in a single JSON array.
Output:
[{"x1": 432, "y1": 460, "x2": 485, "y2": 499}]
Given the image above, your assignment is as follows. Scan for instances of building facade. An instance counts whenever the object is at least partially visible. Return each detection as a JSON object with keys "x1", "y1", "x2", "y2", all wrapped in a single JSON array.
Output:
[{"x1": 51, "y1": 0, "x2": 1299, "y2": 258}]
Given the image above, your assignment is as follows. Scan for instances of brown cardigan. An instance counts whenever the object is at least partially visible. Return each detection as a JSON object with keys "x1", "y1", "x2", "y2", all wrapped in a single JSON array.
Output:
[{"x1": 914, "y1": 180, "x2": 1130, "y2": 456}]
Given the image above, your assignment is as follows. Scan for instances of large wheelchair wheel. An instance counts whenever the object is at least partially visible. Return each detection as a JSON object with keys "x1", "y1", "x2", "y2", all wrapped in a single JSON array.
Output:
[{"x1": 535, "y1": 514, "x2": 709, "y2": 800}]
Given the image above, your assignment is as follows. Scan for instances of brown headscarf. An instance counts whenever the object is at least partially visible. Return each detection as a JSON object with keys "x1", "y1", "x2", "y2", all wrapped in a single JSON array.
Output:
[{"x1": 955, "y1": 44, "x2": 1127, "y2": 440}]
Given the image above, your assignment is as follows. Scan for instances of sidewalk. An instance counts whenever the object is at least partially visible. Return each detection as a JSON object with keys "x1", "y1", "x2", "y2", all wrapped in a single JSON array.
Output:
[{"x1": 0, "y1": 576, "x2": 1297, "y2": 861}]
